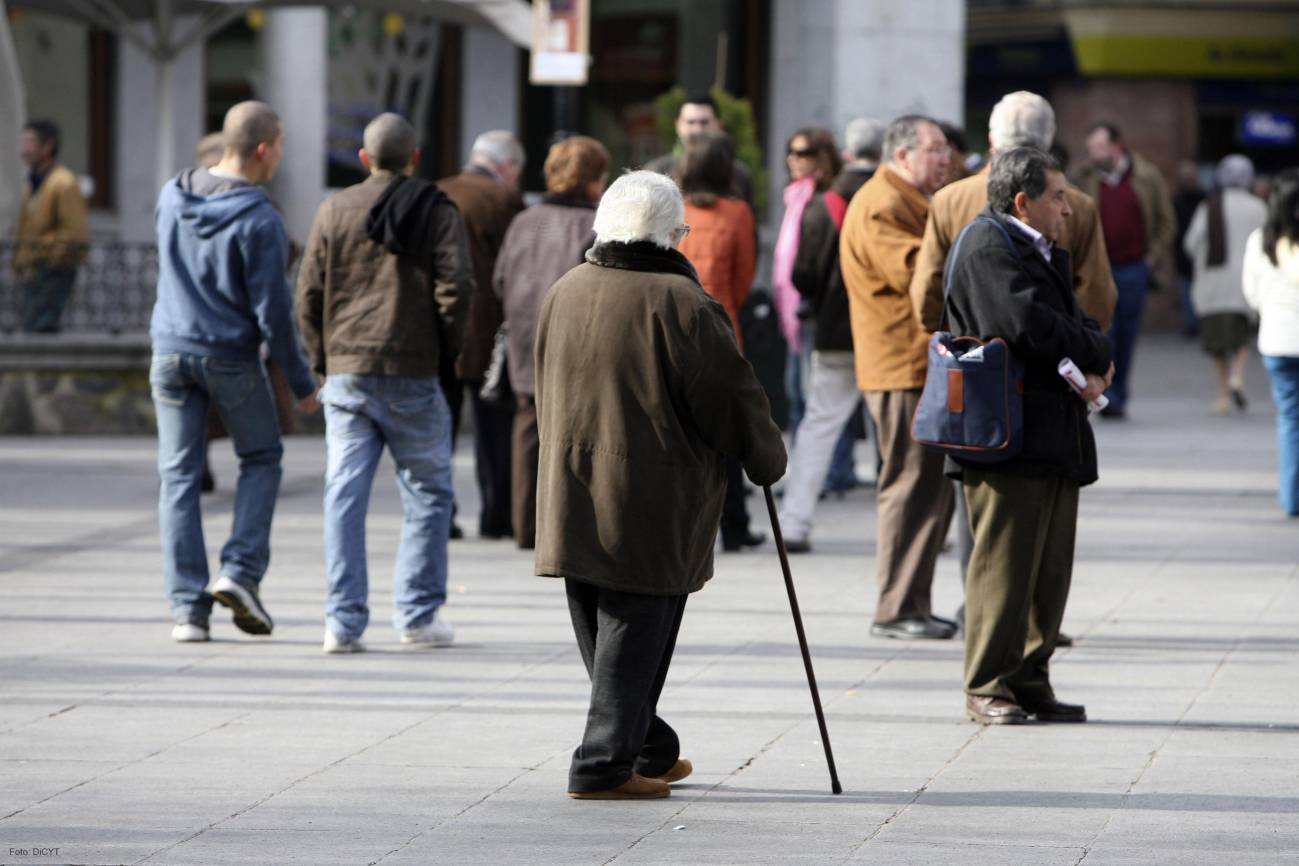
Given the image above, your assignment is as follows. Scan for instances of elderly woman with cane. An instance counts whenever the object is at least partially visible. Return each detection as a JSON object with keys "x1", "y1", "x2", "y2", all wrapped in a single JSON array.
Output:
[{"x1": 534, "y1": 171, "x2": 787, "y2": 800}]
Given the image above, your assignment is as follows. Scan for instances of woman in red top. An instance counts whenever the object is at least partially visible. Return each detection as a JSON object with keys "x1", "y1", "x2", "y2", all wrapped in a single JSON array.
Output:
[
  {"x1": 674, "y1": 133, "x2": 763, "y2": 551},
  {"x1": 675, "y1": 133, "x2": 756, "y2": 345}
]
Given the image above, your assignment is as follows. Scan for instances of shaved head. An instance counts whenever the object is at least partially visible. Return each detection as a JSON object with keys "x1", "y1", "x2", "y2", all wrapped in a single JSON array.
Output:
[
  {"x1": 222, "y1": 101, "x2": 281, "y2": 160},
  {"x1": 363, "y1": 113, "x2": 418, "y2": 172}
]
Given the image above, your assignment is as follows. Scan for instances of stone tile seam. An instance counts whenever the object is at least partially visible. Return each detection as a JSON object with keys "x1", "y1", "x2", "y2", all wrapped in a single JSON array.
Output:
[{"x1": 1070, "y1": 571, "x2": 1292, "y2": 866}]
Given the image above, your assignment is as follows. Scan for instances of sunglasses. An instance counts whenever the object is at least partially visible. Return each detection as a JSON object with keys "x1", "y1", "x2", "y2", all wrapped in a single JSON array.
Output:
[{"x1": 787, "y1": 147, "x2": 816, "y2": 158}]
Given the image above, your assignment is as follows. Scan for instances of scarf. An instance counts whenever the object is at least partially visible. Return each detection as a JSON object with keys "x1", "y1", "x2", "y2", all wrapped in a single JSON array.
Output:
[
  {"x1": 585, "y1": 240, "x2": 701, "y2": 286},
  {"x1": 772, "y1": 175, "x2": 817, "y2": 350},
  {"x1": 1206, "y1": 190, "x2": 1227, "y2": 268},
  {"x1": 365, "y1": 175, "x2": 449, "y2": 260}
]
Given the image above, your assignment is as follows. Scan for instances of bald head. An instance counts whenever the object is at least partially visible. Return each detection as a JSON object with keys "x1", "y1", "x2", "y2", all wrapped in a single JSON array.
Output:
[
  {"x1": 222, "y1": 101, "x2": 281, "y2": 160},
  {"x1": 363, "y1": 113, "x2": 418, "y2": 173}
]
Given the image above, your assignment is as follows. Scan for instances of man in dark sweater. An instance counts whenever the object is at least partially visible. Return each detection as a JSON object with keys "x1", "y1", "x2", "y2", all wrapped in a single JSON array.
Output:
[
  {"x1": 297, "y1": 113, "x2": 472, "y2": 653},
  {"x1": 944, "y1": 148, "x2": 1113, "y2": 725},
  {"x1": 777, "y1": 117, "x2": 883, "y2": 551},
  {"x1": 151, "y1": 101, "x2": 318, "y2": 643}
]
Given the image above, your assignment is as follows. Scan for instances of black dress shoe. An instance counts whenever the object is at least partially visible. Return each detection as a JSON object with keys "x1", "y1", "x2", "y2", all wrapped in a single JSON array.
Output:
[
  {"x1": 721, "y1": 530, "x2": 765, "y2": 552},
  {"x1": 200, "y1": 462, "x2": 216, "y2": 494},
  {"x1": 928, "y1": 613, "x2": 959, "y2": 630},
  {"x1": 1055, "y1": 631, "x2": 1074, "y2": 648},
  {"x1": 1098, "y1": 404, "x2": 1126, "y2": 419},
  {"x1": 449, "y1": 522, "x2": 465, "y2": 540},
  {"x1": 1023, "y1": 698, "x2": 1086, "y2": 723},
  {"x1": 966, "y1": 695, "x2": 1028, "y2": 725},
  {"x1": 784, "y1": 538, "x2": 812, "y2": 554},
  {"x1": 871, "y1": 616, "x2": 957, "y2": 640}
]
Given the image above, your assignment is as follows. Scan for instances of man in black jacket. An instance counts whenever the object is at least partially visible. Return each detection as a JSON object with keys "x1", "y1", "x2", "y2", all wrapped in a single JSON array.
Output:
[
  {"x1": 944, "y1": 148, "x2": 1112, "y2": 725},
  {"x1": 777, "y1": 117, "x2": 884, "y2": 551}
]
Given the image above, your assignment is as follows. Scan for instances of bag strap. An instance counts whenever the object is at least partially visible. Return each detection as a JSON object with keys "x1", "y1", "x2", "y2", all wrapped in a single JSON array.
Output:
[
  {"x1": 823, "y1": 190, "x2": 848, "y2": 232},
  {"x1": 939, "y1": 215, "x2": 1021, "y2": 332}
]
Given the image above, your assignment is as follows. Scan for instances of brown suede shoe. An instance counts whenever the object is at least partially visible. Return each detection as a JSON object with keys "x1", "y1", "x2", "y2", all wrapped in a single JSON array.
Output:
[
  {"x1": 648, "y1": 758, "x2": 692, "y2": 784},
  {"x1": 966, "y1": 694, "x2": 1028, "y2": 725},
  {"x1": 569, "y1": 773, "x2": 671, "y2": 800}
]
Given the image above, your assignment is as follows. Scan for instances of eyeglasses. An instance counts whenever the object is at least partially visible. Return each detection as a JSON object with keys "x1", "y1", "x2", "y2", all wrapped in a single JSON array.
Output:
[
  {"x1": 787, "y1": 148, "x2": 816, "y2": 158},
  {"x1": 675, "y1": 224, "x2": 692, "y2": 238}
]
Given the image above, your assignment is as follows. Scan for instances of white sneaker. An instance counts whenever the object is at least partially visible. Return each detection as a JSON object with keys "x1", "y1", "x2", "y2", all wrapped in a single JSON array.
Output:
[
  {"x1": 401, "y1": 611, "x2": 454, "y2": 647},
  {"x1": 323, "y1": 630, "x2": 365, "y2": 654},
  {"x1": 209, "y1": 575, "x2": 274, "y2": 635},
  {"x1": 172, "y1": 623, "x2": 210, "y2": 642}
]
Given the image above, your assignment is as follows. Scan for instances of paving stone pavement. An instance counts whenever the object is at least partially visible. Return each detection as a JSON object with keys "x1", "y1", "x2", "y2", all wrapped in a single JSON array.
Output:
[{"x1": 0, "y1": 335, "x2": 1296, "y2": 866}]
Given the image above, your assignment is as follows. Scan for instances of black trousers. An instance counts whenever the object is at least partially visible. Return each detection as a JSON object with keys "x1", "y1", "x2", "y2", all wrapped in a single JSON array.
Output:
[
  {"x1": 565, "y1": 578, "x2": 687, "y2": 793},
  {"x1": 720, "y1": 456, "x2": 753, "y2": 544},
  {"x1": 468, "y1": 387, "x2": 514, "y2": 538}
]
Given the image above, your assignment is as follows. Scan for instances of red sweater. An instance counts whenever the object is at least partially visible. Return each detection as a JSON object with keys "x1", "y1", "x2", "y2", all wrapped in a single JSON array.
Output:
[{"x1": 1098, "y1": 171, "x2": 1146, "y2": 266}]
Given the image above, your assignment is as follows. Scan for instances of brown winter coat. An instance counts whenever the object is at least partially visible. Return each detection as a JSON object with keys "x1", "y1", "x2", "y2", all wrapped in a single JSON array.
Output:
[
  {"x1": 533, "y1": 241, "x2": 787, "y2": 596},
  {"x1": 911, "y1": 166, "x2": 1118, "y2": 331},
  {"x1": 838, "y1": 165, "x2": 931, "y2": 392},
  {"x1": 1072, "y1": 152, "x2": 1177, "y2": 293},
  {"x1": 296, "y1": 171, "x2": 472, "y2": 377},
  {"x1": 14, "y1": 164, "x2": 88, "y2": 273},
  {"x1": 437, "y1": 168, "x2": 525, "y2": 380}
]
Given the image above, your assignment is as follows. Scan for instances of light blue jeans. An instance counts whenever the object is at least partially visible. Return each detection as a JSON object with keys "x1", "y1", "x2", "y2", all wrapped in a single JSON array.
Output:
[
  {"x1": 1262, "y1": 355, "x2": 1299, "y2": 516},
  {"x1": 322, "y1": 374, "x2": 454, "y2": 640},
  {"x1": 151, "y1": 353, "x2": 284, "y2": 626}
]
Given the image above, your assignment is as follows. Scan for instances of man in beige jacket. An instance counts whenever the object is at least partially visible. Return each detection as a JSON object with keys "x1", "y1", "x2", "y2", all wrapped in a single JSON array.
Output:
[
  {"x1": 840, "y1": 115, "x2": 956, "y2": 641},
  {"x1": 15, "y1": 119, "x2": 88, "y2": 332}
]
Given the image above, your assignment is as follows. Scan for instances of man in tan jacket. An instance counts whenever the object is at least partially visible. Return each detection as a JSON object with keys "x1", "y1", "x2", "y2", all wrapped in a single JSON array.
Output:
[
  {"x1": 840, "y1": 115, "x2": 956, "y2": 641},
  {"x1": 912, "y1": 92, "x2": 1117, "y2": 333},
  {"x1": 14, "y1": 119, "x2": 88, "y2": 332}
]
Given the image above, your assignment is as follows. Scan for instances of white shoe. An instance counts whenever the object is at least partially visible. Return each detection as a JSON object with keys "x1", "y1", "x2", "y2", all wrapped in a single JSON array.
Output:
[
  {"x1": 209, "y1": 575, "x2": 274, "y2": 635},
  {"x1": 400, "y1": 611, "x2": 454, "y2": 647},
  {"x1": 172, "y1": 623, "x2": 210, "y2": 642},
  {"x1": 323, "y1": 630, "x2": 365, "y2": 654}
]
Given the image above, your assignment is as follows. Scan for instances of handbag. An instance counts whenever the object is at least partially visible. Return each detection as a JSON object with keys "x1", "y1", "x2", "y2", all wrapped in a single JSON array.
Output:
[
  {"x1": 910, "y1": 217, "x2": 1024, "y2": 463},
  {"x1": 478, "y1": 324, "x2": 514, "y2": 409}
]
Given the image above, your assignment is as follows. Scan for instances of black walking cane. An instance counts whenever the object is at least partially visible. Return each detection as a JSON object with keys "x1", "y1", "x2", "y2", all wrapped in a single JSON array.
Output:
[{"x1": 762, "y1": 485, "x2": 842, "y2": 795}]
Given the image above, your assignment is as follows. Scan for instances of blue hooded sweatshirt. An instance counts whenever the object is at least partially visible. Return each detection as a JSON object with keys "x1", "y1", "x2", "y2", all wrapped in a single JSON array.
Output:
[{"x1": 151, "y1": 169, "x2": 315, "y2": 399}]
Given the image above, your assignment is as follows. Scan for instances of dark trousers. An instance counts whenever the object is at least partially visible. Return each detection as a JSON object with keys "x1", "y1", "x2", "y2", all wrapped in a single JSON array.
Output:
[
  {"x1": 565, "y1": 578, "x2": 686, "y2": 793},
  {"x1": 511, "y1": 394, "x2": 538, "y2": 549},
  {"x1": 469, "y1": 387, "x2": 514, "y2": 538},
  {"x1": 21, "y1": 266, "x2": 77, "y2": 333},
  {"x1": 720, "y1": 456, "x2": 753, "y2": 544},
  {"x1": 1104, "y1": 260, "x2": 1150, "y2": 412},
  {"x1": 963, "y1": 467, "x2": 1078, "y2": 707}
]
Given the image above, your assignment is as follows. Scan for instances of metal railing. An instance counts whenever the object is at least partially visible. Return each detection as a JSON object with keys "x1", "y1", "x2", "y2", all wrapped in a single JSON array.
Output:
[{"x1": 0, "y1": 242, "x2": 157, "y2": 335}]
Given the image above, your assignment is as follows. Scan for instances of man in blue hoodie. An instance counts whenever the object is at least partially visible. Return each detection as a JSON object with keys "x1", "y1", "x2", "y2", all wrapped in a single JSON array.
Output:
[{"x1": 150, "y1": 100, "x2": 318, "y2": 643}]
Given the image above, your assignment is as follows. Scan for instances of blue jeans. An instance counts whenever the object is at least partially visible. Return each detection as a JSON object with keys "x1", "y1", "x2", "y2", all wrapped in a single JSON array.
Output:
[
  {"x1": 1263, "y1": 355, "x2": 1299, "y2": 516},
  {"x1": 151, "y1": 353, "x2": 285, "y2": 626},
  {"x1": 1104, "y1": 260, "x2": 1150, "y2": 412},
  {"x1": 321, "y1": 374, "x2": 454, "y2": 640},
  {"x1": 21, "y1": 266, "x2": 77, "y2": 333}
]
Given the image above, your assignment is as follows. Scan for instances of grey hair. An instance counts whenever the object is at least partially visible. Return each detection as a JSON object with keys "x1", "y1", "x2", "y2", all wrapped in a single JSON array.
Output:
[
  {"x1": 987, "y1": 147, "x2": 1061, "y2": 214},
  {"x1": 470, "y1": 130, "x2": 525, "y2": 169},
  {"x1": 1215, "y1": 154, "x2": 1255, "y2": 190},
  {"x1": 593, "y1": 171, "x2": 684, "y2": 250},
  {"x1": 363, "y1": 112, "x2": 418, "y2": 172},
  {"x1": 222, "y1": 101, "x2": 281, "y2": 160},
  {"x1": 988, "y1": 91, "x2": 1056, "y2": 152},
  {"x1": 844, "y1": 117, "x2": 885, "y2": 162},
  {"x1": 883, "y1": 115, "x2": 937, "y2": 164}
]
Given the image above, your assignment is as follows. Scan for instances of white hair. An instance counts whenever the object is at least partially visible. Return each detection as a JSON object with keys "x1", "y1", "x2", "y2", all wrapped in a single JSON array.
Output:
[
  {"x1": 1216, "y1": 154, "x2": 1255, "y2": 190},
  {"x1": 469, "y1": 130, "x2": 524, "y2": 169},
  {"x1": 988, "y1": 91, "x2": 1056, "y2": 152},
  {"x1": 593, "y1": 171, "x2": 684, "y2": 249},
  {"x1": 844, "y1": 117, "x2": 885, "y2": 161}
]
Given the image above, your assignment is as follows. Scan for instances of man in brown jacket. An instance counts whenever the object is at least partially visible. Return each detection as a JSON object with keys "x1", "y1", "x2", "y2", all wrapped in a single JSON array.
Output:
[
  {"x1": 14, "y1": 119, "x2": 88, "y2": 333},
  {"x1": 536, "y1": 171, "x2": 785, "y2": 800},
  {"x1": 912, "y1": 92, "x2": 1117, "y2": 333},
  {"x1": 297, "y1": 113, "x2": 472, "y2": 654},
  {"x1": 840, "y1": 115, "x2": 957, "y2": 641},
  {"x1": 438, "y1": 131, "x2": 526, "y2": 540}
]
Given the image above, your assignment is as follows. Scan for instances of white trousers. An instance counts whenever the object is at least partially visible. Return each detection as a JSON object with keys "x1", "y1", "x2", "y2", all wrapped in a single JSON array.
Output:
[{"x1": 777, "y1": 351, "x2": 863, "y2": 541}]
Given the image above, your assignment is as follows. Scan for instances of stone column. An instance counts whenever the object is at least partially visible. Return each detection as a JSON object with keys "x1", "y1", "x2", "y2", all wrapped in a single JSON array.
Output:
[{"x1": 260, "y1": 8, "x2": 328, "y2": 246}]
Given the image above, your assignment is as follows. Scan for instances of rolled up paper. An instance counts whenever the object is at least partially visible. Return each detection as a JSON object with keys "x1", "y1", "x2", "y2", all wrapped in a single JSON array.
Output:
[{"x1": 1058, "y1": 358, "x2": 1109, "y2": 412}]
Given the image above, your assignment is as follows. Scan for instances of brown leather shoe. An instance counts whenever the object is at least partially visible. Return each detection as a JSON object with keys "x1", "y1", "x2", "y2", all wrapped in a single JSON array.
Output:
[
  {"x1": 1024, "y1": 698, "x2": 1087, "y2": 723},
  {"x1": 966, "y1": 694, "x2": 1028, "y2": 725},
  {"x1": 648, "y1": 758, "x2": 692, "y2": 784},
  {"x1": 569, "y1": 773, "x2": 670, "y2": 800}
]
